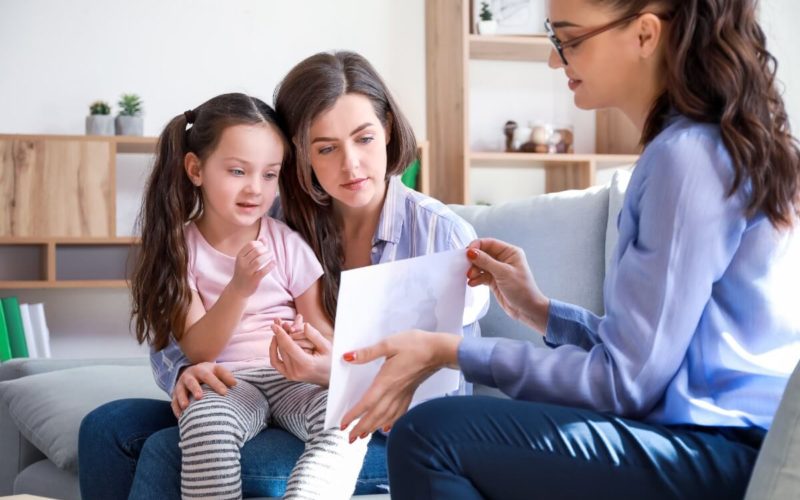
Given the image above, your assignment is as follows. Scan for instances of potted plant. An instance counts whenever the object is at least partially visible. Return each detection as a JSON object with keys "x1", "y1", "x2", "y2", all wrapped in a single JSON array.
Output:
[
  {"x1": 477, "y1": 1, "x2": 497, "y2": 35},
  {"x1": 85, "y1": 100, "x2": 114, "y2": 136},
  {"x1": 115, "y1": 93, "x2": 144, "y2": 136}
]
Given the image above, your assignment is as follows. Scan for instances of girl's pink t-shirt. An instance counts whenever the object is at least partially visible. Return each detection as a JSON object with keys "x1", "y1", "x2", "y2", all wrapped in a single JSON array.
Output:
[{"x1": 185, "y1": 216, "x2": 323, "y2": 372}]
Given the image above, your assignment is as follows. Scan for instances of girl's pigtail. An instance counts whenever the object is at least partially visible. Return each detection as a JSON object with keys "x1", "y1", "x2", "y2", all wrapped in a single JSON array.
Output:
[{"x1": 132, "y1": 113, "x2": 199, "y2": 350}]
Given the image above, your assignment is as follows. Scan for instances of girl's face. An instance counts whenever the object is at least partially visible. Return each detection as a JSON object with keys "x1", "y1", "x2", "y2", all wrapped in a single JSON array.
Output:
[
  {"x1": 547, "y1": 0, "x2": 654, "y2": 110},
  {"x1": 185, "y1": 123, "x2": 284, "y2": 231},
  {"x1": 307, "y1": 93, "x2": 390, "y2": 213}
]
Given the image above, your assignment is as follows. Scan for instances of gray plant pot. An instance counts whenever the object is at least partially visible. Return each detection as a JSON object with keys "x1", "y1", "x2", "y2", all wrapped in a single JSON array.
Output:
[
  {"x1": 85, "y1": 115, "x2": 115, "y2": 136},
  {"x1": 115, "y1": 115, "x2": 144, "y2": 136}
]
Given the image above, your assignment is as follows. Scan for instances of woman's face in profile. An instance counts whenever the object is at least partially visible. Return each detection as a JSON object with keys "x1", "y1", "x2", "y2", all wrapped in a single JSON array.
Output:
[{"x1": 307, "y1": 93, "x2": 390, "y2": 211}]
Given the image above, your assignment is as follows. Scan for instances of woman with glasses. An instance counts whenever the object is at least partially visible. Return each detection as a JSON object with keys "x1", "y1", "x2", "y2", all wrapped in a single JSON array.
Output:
[{"x1": 334, "y1": 0, "x2": 800, "y2": 498}]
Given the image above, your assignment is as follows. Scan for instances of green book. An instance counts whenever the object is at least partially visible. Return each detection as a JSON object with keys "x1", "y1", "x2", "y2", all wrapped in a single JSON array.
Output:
[
  {"x1": 0, "y1": 305, "x2": 12, "y2": 362},
  {"x1": 1, "y1": 297, "x2": 29, "y2": 358}
]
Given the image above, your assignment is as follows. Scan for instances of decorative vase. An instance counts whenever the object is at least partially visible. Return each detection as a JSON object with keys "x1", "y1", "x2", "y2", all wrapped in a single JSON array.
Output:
[
  {"x1": 115, "y1": 115, "x2": 144, "y2": 136},
  {"x1": 85, "y1": 115, "x2": 114, "y2": 136},
  {"x1": 477, "y1": 20, "x2": 497, "y2": 35}
]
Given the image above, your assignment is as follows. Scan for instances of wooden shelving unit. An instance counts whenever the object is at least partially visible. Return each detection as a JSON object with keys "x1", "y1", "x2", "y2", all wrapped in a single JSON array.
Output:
[
  {"x1": 0, "y1": 135, "x2": 154, "y2": 289},
  {"x1": 0, "y1": 135, "x2": 430, "y2": 289},
  {"x1": 426, "y1": 0, "x2": 640, "y2": 204}
]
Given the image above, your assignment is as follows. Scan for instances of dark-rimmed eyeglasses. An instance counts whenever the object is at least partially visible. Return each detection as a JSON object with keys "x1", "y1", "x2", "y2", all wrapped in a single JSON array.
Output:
[{"x1": 545, "y1": 12, "x2": 668, "y2": 66}]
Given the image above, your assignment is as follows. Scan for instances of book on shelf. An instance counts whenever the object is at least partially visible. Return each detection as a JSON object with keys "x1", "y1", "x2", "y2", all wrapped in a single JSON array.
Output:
[
  {"x1": 28, "y1": 303, "x2": 52, "y2": 358},
  {"x1": 1, "y1": 296, "x2": 29, "y2": 358},
  {"x1": 0, "y1": 304, "x2": 12, "y2": 362},
  {"x1": 19, "y1": 303, "x2": 38, "y2": 358}
]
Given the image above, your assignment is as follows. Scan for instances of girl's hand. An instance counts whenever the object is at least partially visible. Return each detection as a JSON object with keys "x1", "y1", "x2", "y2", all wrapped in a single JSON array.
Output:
[
  {"x1": 465, "y1": 238, "x2": 550, "y2": 334},
  {"x1": 229, "y1": 240, "x2": 275, "y2": 298},
  {"x1": 171, "y1": 361, "x2": 237, "y2": 418},
  {"x1": 270, "y1": 320, "x2": 332, "y2": 387},
  {"x1": 275, "y1": 314, "x2": 315, "y2": 353},
  {"x1": 339, "y1": 330, "x2": 460, "y2": 442}
]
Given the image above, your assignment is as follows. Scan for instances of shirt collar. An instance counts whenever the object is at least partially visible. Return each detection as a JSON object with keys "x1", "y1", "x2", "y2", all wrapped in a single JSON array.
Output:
[{"x1": 373, "y1": 176, "x2": 407, "y2": 245}]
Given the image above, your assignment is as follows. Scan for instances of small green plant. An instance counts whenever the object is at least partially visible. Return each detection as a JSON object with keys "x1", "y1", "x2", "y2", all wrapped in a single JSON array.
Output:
[
  {"x1": 89, "y1": 100, "x2": 111, "y2": 115},
  {"x1": 117, "y1": 93, "x2": 143, "y2": 116},
  {"x1": 479, "y1": 1, "x2": 493, "y2": 21}
]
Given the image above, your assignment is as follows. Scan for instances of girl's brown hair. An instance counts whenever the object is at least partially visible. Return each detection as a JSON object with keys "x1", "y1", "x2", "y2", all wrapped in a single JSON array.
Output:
[
  {"x1": 599, "y1": 0, "x2": 800, "y2": 228},
  {"x1": 274, "y1": 51, "x2": 417, "y2": 322},
  {"x1": 132, "y1": 93, "x2": 285, "y2": 351}
]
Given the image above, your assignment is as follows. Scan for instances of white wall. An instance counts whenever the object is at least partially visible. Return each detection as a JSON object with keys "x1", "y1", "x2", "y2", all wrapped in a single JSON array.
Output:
[
  {"x1": 0, "y1": 0, "x2": 426, "y2": 137},
  {"x1": 1, "y1": 0, "x2": 798, "y2": 357},
  {"x1": 0, "y1": 0, "x2": 426, "y2": 357}
]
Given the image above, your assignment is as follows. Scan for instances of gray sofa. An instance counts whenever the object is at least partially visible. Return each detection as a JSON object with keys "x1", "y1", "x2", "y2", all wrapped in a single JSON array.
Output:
[{"x1": 2, "y1": 170, "x2": 799, "y2": 499}]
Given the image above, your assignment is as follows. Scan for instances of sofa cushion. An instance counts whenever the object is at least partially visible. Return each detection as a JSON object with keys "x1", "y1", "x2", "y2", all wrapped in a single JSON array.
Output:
[
  {"x1": 0, "y1": 365, "x2": 167, "y2": 473},
  {"x1": 450, "y1": 183, "x2": 610, "y2": 343},
  {"x1": 743, "y1": 359, "x2": 800, "y2": 499}
]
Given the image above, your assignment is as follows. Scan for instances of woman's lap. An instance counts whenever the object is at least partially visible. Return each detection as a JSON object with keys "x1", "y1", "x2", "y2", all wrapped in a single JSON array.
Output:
[
  {"x1": 79, "y1": 398, "x2": 388, "y2": 499},
  {"x1": 387, "y1": 396, "x2": 761, "y2": 500}
]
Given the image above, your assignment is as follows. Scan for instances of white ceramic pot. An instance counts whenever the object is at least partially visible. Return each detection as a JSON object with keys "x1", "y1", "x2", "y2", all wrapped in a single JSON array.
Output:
[{"x1": 477, "y1": 20, "x2": 497, "y2": 35}]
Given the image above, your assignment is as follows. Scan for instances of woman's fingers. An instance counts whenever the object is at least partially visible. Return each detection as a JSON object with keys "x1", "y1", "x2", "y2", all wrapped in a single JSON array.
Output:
[
  {"x1": 304, "y1": 323, "x2": 331, "y2": 355},
  {"x1": 466, "y1": 246, "x2": 507, "y2": 276},
  {"x1": 171, "y1": 396, "x2": 182, "y2": 419},
  {"x1": 348, "y1": 390, "x2": 393, "y2": 441},
  {"x1": 342, "y1": 340, "x2": 389, "y2": 365}
]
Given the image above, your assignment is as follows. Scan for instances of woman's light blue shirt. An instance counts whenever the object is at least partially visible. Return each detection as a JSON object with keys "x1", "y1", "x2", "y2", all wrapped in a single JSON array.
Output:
[{"x1": 460, "y1": 115, "x2": 800, "y2": 429}]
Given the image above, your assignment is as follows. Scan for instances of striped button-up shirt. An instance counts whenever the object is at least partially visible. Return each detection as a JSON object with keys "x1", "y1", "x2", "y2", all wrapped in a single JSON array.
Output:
[{"x1": 151, "y1": 176, "x2": 490, "y2": 395}]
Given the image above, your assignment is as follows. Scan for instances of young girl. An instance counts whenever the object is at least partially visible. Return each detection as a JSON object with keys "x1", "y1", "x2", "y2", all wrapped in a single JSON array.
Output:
[
  {"x1": 339, "y1": 0, "x2": 800, "y2": 499},
  {"x1": 131, "y1": 93, "x2": 369, "y2": 500}
]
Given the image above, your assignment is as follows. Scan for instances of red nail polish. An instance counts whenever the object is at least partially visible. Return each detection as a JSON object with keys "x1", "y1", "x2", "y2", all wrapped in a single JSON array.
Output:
[
  {"x1": 340, "y1": 423, "x2": 347, "y2": 431},
  {"x1": 383, "y1": 426, "x2": 392, "y2": 433},
  {"x1": 467, "y1": 248, "x2": 478, "y2": 260},
  {"x1": 360, "y1": 432, "x2": 368, "y2": 439},
  {"x1": 349, "y1": 436, "x2": 356, "y2": 444},
  {"x1": 343, "y1": 351, "x2": 356, "y2": 362}
]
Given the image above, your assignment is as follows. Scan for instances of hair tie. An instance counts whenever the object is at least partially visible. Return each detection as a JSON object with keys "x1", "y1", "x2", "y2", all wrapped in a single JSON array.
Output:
[{"x1": 184, "y1": 109, "x2": 196, "y2": 124}]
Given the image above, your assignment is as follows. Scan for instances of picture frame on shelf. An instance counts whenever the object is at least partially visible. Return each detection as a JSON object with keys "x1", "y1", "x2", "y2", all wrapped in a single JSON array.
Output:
[{"x1": 472, "y1": 0, "x2": 546, "y2": 35}]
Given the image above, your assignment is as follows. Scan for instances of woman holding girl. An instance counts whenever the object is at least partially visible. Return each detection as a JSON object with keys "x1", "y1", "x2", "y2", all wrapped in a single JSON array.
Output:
[{"x1": 78, "y1": 51, "x2": 487, "y2": 499}]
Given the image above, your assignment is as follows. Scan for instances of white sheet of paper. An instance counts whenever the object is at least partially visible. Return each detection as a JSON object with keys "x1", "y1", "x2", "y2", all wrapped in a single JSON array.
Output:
[{"x1": 324, "y1": 248, "x2": 469, "y2": 430}]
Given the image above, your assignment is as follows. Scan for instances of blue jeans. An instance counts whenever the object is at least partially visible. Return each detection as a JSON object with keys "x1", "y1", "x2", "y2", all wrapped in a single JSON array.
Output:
[
  {"x1": 78, "y1": 398, "x2": 388, "y2": 499},
  {"x1": 387, "y1": 396, "x2": 763, "y2": 500}
]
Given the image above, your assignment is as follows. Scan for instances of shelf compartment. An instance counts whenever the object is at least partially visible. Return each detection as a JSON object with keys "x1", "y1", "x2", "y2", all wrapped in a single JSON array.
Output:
[
  {"x1": 0, "y1": 243, "x2": 47, "y2": 281},
  {"x1": 469, "y1": 35, "x2": 552, "y2": 62},
  {"x1": 55, "y1": 242, "x2": 139, "y2": 281}
]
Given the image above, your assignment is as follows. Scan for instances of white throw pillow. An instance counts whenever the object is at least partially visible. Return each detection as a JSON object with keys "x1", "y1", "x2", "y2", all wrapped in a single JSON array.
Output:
[{"x1": 0, "y1": 365, "x2": 167, "y2": 472}]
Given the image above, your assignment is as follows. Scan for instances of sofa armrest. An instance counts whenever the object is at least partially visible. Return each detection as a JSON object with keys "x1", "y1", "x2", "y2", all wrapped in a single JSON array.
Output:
[
  {"x1": 0, "y1": 393, "x2": 45, "y2": 495},
  {"x1": 0, "y1": 357, "x2": 148, "y2": 494},
  {"x1": 0, "y1": 357, "x2": 148, "y2": 383}
]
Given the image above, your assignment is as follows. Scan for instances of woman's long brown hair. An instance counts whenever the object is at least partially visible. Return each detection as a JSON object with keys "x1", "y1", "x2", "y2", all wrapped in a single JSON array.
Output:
[
  {"x1": 274, "y1": 51, "x2": 417, "y2": 322},
  {"x1": 132, "y1": 93, "x2": 285, "y2": 351},
  {"x1": 599, "y1": 0, "x2": 800, "y2": 228}
]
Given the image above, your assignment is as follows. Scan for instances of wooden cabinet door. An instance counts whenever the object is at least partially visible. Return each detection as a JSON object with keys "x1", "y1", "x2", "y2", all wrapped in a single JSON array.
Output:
[{"x1": 0, "y1": 138, "x2": 113, "y2": 237}]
